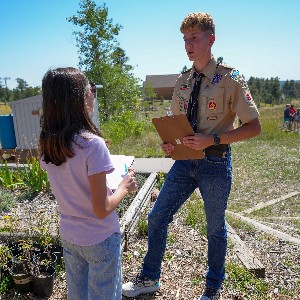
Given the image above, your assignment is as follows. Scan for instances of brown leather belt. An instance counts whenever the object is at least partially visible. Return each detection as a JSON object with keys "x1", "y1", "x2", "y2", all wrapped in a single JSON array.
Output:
[{"x1": 204, "y1": 144, "x2": 229, "y2": 158}]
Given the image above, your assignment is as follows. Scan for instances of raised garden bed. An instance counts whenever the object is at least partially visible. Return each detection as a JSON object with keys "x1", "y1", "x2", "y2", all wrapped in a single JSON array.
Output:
[{"x1": 0, "y1": 172, "x2": 158, "y2": 297}]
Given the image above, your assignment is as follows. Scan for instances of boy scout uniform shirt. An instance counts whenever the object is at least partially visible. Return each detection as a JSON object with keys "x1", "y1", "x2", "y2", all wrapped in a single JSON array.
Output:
[{"x1": 171, "y1": 57, "x2": 259, "y2": 135}]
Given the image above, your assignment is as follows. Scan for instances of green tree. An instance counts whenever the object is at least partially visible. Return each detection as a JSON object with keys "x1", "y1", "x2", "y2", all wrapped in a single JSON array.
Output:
[
  {"x1": 67, "y1": 0, "x2": 141, "y2": 121},
  {"x1": 217, "y1": 56, "x2": 223, "y2": 65},
  {"x1": 0, "y1": 80, "x2": 6, "y2": 102},
  {"x1": 181, "y1": 65, "x2": 188, "y2": 73}
]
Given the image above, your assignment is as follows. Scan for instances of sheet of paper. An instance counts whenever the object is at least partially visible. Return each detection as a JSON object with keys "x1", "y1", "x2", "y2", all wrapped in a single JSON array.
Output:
[{"x1": 106, "y1": 155, "x2": 135, "y2": 190}]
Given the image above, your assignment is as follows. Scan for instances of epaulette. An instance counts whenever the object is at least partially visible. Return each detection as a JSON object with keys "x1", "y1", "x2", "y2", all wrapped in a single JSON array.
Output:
[{"x1": 218, "y1": 63, "x2": 233, "y2": 70}]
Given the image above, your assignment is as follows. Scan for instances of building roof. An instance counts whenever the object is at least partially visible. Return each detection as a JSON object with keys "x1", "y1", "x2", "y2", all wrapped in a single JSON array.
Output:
[
  {"x1": 9, "y1": 94, "x2": 42, "y2": 105},
  {"x1": 145, "y1": 74, "x2": 179, "y2": 88}
]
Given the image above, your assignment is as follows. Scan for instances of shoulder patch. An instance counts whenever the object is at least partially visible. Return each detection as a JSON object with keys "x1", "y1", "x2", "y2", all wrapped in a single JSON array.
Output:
[{"x1": 230, "y1": 69, "x2": 240, "y2": 79}]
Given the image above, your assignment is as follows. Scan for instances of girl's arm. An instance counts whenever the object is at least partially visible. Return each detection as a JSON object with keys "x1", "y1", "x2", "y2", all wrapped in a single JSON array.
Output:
[{"x1": 89, "y1": 171, "x2": 137, "y2": 219}]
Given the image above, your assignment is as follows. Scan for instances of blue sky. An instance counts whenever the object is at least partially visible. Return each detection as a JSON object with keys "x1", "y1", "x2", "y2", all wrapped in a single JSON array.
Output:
[{"x1": 1, "y1": 0, "x2": 299, "y2": 89}]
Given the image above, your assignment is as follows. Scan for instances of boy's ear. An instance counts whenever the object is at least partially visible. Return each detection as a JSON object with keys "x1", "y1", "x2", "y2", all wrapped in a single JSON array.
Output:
[{"x1": 208, "y1": 34, "x2": 215, "y2": 46}]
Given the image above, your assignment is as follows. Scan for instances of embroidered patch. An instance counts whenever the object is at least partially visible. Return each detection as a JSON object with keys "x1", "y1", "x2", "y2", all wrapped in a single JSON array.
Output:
[
  {"x1": 230, "y1": 69, "x2": 239, "y2": 78},
  {"x1": 208, "y1": 101, "x2": 217, "y2": 111},
  {"x1": 211, "y1": 73, "x2": 222, "y2": 84},
  {"x1": 245, "y1": 91, "x2": 253, "y2": 105},
  {"x1": 180, "y1": 84, "x2": 189, "y2": 90},
  {"x1": 207, "y1": 116, "x2": 217, "y2": 120}
]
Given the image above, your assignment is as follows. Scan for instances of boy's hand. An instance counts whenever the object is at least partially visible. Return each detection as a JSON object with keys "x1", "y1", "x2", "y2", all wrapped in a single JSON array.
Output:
[{"x1": 160, "y1": 143, "x2": 175, "y2": 156}]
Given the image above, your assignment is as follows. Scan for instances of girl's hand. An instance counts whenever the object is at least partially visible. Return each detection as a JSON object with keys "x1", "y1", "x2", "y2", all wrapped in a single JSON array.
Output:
[{"x1": 119, "y1": 170, "x2": 138, "y2": 193}]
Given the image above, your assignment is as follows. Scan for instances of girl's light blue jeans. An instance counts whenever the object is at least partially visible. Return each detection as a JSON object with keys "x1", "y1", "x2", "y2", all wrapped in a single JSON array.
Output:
[
  {"x1": 62, "y1": 233, "x2": 122, "y2": 300},
  {"x1": 141, "y1": 151, "x2": 232, "y2": 289}
]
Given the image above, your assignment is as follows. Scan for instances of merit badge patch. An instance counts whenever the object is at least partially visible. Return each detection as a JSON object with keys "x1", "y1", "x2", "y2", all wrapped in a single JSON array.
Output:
[
  {"x1": 211, "y1": 73, "x2": 222, "y2": 84},
  {"x1": 180, "y1": 84, "x2": 189, "y2": 90},
  {"x1": 208, "y1": 101, "x2": 217, "y2": 111}
]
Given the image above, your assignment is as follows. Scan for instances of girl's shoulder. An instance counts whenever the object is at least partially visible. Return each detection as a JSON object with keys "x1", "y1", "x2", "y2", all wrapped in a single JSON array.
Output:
[{"x1": 74, "y1": 131, "x2": 105, "y2": 149}]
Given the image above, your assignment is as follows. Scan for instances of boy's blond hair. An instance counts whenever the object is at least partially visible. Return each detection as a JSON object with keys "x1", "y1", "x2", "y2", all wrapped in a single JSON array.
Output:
[{"x1": 180, "y1": 12, "x2": 215, "y2": 34}]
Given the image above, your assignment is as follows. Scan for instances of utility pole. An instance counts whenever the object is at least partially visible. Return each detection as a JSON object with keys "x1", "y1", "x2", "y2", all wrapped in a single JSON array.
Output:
[{"x1": 0, "y1": 77, "x2": 11, "y2": 103}]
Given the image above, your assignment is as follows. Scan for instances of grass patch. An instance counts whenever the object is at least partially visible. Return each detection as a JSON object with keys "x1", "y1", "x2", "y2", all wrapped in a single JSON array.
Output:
[
  {"x1": 0, "y1": 104, "x2": 11, "y2": 115},
  {"x1": 182, "y1": 193, "x2": 207, "y2": 237},
  {"x1": 224, "y1": 262, "x2": 269, "y2": 299}
]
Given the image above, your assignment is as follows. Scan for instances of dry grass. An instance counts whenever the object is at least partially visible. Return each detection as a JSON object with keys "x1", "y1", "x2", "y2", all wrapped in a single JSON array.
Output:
[{"x1": 0, "y1": 104, "x2": 11, "y2": 115}]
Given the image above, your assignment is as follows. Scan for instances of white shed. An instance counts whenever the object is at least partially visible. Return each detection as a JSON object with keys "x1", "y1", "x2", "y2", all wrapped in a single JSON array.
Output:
[{"x1": 10, "y1": 95, "x2": 100, "y2": 150}]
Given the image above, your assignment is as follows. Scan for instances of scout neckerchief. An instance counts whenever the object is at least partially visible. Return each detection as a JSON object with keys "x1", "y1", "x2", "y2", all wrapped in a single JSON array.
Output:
[{"x1": 186, "y1": 72, "x2": 205, "y2": 132}]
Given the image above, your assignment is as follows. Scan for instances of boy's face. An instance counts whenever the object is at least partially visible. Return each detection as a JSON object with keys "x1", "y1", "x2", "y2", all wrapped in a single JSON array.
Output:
[{"x1": 183, "y1": 27, "x2": 214, "y2": 61}]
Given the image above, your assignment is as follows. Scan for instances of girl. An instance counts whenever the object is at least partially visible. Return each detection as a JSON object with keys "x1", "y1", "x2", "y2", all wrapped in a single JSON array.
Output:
[{"x1": 40, "y1": 67, "x2": 137, "y2": 299}]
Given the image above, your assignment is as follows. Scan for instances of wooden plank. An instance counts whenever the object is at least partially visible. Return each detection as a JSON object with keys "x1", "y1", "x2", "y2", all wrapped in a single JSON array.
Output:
[
  {"x1": 226, "y1": 210, "x2": 300, "y2": 246},
  {"x1": 194, "y1": 189, "x2": 265, "y2": 277},
  {"x1": 242, "y1": 191, "x2": 300, "y2": 214},
  {"x1": 227, "y1": 222, "x2": 265, "y2": 278},
  {"x1": 256, "y1": 217, "x2": 300, "y2": 220}
]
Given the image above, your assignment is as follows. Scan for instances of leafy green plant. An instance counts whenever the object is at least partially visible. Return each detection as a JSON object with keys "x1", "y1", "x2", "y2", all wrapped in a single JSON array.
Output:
[
  {"x1": 156, "y1": 172, "x2": 166, "y2": 190},
  {"x1": 0, "y1": 275, "x2": 13, "y2": 294},
  {"x1": 0, "y1": 189, "x2": 17, "y2": 213},
  {"x1": 16, "y1": 157, "x2": 50, "y2": 192},
  {"x1": 0, "y1": 243, "x2": 12, "y2": 271},
  {"x1": 2, "y1": 214, "x2": 21, "y2": 242},
  {"x1": 224, "y1": 261, "x2": 268, "y2": 299},
  {"x1": 137, "y1": 216, "x2": 148, "y2": 237},
  {"x1": 102, "y1": 111, "x2": 147, "y2": 144},
  {"x1": 0, "y1": 161, "x2": 22, "y2": 189},
  {"x1": 167, "y1": 233, "x2": 176, "y2": 245}
]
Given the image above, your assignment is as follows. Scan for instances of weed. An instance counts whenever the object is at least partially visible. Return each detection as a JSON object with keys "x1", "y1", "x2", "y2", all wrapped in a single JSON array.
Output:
[
  {"x1": 0, "y1": 189, "x2": 17, "y2": 213},
  {"x1": 137, "y1": 216, "x2": 148, "y2": 237},
  {"x1": 191, "y1": 277, "x2": 201, "y2": 285},
  {"x1": 156, "y1": 172, "x2": 166, "y2": 190},
  {"x1": 167, "y1": 233, "x2": 176, "y2": 245},
  {"x1": 224, "y1": 261, "x2": 269, "y2": 299},
  {"x1": 183, "y1": 193, "x2": 206, "y2": 237},
  {"x1": 0, "y1": 275, "x2": 13, "y2": 294},
  {"x1": 226, "y1": 215, "x2": 255, "y2": 232},
  {"x1": 164, "y1": 252, "x2": 173, "y2": 262}
]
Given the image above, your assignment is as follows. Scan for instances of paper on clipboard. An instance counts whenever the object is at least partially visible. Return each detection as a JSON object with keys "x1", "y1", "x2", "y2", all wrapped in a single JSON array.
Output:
[
  {"x1": 106, "y1": 155, "x2": 135, "y2": 190},
  {"x1": 152, "y1": 115, "x2": 205, "y2": 160}
]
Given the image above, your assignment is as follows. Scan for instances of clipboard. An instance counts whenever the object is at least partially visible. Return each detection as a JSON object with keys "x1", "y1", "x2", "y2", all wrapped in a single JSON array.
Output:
[{"x1": 152, "y1": 115, "x2": 205, "y2": 160}]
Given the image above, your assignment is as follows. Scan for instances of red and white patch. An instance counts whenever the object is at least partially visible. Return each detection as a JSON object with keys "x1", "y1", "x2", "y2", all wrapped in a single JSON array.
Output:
[
  {"x1": 180, "y1": 84, "x2": 189, "y2": 90},
  {"x1": 245, "y1": 91, "x2": 253, "y2": 105},
  {"x1": 208, "y1": 101, "x2": 217, "y2": 111}
]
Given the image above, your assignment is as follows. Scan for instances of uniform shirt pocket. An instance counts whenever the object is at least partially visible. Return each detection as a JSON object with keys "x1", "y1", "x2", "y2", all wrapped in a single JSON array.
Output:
[
  {"x1": 178, "y1": 87, "x2": 192, "y2": 112},
  {"x1": 202, "y1": 87, "x2": 225, "y2": 114}
]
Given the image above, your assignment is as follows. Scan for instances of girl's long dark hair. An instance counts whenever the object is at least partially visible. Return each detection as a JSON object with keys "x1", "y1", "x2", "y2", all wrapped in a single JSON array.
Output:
[{"x1": 40, "y1": 67, "x2": 103, "y2": 166}]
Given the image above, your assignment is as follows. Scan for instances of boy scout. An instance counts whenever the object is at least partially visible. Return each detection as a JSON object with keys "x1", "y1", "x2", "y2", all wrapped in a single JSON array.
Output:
[{"x1": 122, "y1": 12, "x2": 261, "y2": 300}]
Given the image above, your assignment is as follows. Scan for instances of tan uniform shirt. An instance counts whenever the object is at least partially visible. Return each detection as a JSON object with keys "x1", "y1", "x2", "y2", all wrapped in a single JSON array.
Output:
[{"x1": 171, "y1": 57, "x2": 259, "y2": 134}]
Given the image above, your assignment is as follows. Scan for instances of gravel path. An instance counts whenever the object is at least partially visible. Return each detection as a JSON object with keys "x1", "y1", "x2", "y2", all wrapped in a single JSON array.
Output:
[{"x1": 1, "y1": 192, "x2": 300, "y2": 299}]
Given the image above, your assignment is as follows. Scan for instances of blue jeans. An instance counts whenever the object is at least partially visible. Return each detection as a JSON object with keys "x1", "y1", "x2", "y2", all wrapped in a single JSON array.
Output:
[
  {"x1": 141, "y1": 151, "x2": 232, "y2": 289},
  {"x1": 62, "y1": 233, "x2": 122, "y2": 300}
]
